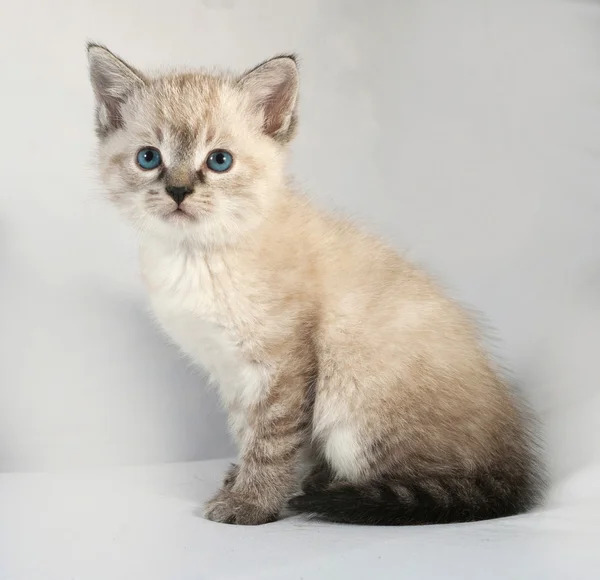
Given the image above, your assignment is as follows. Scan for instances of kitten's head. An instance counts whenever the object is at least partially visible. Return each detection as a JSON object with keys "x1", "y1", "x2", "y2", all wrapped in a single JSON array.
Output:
[{"x1": 87, "y1": 44, "x2": 299, "y2": 246}]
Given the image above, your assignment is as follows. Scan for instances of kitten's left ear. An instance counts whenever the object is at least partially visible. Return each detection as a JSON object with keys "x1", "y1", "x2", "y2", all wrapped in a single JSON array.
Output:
[
  {"x1": 87, "y1": 43, "x2": 147, "y2": 137},
  {"x1": 237, "y1": 55, "x2": 299, "y2": 144}
]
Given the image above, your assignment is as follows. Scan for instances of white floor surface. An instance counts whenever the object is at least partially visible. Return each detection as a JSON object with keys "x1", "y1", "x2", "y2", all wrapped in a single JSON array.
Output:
[{"x1": 1, "y1": 458, "x2": 599, "y2": 580}]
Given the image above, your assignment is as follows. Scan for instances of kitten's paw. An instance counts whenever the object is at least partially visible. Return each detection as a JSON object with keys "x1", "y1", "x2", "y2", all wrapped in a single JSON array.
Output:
[{"x1": 204, "y1": 489, "x2": 278, "y2": 525}]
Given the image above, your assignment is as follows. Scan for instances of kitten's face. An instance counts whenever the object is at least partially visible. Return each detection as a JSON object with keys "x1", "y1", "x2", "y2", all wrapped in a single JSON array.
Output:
[{"x1": 88, "y1": 46, "x2": 299, "y2": 246}]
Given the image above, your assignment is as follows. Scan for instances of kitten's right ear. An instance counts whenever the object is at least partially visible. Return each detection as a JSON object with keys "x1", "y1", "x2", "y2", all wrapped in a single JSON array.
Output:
[{"x1": 87, "y1": 43, "x2": 146, "y2": 137}]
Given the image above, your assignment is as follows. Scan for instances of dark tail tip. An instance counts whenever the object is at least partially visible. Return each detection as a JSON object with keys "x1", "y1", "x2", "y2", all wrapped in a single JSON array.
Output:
[{"x1": 288, "y1": 486, "x2": 406, "y2": 525}]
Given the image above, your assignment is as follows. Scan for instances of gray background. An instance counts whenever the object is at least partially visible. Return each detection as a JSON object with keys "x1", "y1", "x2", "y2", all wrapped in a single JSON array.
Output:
[{"x1": 0, "y1": 0, "x2": 598, "y2": 493}]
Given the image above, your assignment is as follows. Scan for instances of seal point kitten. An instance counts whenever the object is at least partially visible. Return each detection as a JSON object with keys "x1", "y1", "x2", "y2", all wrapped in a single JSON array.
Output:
[{"x1": 87, "y1": 43, "x2": 545, "y2": 525}]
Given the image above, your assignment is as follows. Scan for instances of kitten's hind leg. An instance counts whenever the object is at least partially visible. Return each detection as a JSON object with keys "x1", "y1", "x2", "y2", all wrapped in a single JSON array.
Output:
[
  {"x1": 301, "y1": 461, "x2": 334, "y2": 494},
  {"x1": 222, "y1": 463, "x2": 239, "y2": 490}
]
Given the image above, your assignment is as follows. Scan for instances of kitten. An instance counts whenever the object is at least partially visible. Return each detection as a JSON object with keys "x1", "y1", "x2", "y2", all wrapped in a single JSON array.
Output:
[{"x1": 87, "y1": 44, "x2": 545, "y2": 525}]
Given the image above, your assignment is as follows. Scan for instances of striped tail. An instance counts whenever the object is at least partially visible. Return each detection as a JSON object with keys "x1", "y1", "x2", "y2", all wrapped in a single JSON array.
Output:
[{"x1": 287, "y1": 471, "x2": 540, "y2": 525}]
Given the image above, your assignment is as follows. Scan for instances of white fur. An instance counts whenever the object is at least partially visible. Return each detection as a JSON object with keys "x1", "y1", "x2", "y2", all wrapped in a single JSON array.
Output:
[
  {"x1": 140, "y1": 236, "x2": 270, "y2": 444},
  {"x1": 323, "y1": 425, "x2": 365, "y2": 482},
  {"x1": 313, "y1": 379, "x2": 370, "y2": 482}
]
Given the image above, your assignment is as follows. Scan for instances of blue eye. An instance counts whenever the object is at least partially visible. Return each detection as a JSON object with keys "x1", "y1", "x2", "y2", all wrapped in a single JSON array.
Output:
[
  {"x1": 206, "y1": 150, "x2": 233, "y2": 172},
  {"x1": 136, "y1": 147, "x2": 162, "y2": 170}
]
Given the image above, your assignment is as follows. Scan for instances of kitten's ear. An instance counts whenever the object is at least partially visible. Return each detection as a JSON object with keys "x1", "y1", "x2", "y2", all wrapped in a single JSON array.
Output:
[
  {"x1": 237, "y1": 55, "x2": 299, "y2": 144},
  {"x1": 87, "y1": 43, "x2": 146, "y2": 137}
]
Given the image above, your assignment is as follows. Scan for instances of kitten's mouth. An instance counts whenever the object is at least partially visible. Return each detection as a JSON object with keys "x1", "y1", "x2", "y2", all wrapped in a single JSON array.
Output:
[{"x1": 165, "y1": 208, "x2": 195, "y2": 222}]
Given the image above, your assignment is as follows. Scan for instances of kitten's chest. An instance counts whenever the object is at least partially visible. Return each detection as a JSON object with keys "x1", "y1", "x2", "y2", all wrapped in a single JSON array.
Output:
[{"x1": 141, "y1": 245, "x2": 268, "y2": 408}]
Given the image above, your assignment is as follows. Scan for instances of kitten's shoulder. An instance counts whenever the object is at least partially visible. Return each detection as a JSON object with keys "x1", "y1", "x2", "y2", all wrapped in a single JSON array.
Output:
[
  {"x1": 256, "y1": 185, "x2": 416, "y2": 279},
  {"x1": 261, "y1": 186, "x2": 378, "y2": 249}
]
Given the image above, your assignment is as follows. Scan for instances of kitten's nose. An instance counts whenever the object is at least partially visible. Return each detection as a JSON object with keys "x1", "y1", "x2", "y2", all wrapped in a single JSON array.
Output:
[{"x1": 165, "y1": 185, "x2": 193, "y2": 205}]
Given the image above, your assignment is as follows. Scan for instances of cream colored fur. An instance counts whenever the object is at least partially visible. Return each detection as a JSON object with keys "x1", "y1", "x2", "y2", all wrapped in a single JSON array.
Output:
[{"x1": 88, "y1": 44, "x2": 542, "y2": 525}]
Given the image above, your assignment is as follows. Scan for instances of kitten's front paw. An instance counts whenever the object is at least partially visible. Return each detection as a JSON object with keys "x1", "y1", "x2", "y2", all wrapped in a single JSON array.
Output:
[{"x1": 204, "y1": 489, "x2": 278, "y2": 525}]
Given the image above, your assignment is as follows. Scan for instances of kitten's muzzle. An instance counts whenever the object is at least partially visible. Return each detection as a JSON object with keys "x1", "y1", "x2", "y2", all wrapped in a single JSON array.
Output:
[{"x1": 165, "y1": 185, "x2": 193, "y2": 205}]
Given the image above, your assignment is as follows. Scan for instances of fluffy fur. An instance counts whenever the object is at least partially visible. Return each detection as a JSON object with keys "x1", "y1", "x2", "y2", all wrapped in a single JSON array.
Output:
[{"x1": 87, "y1": 44, "x2": 545, "y2": 525}]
